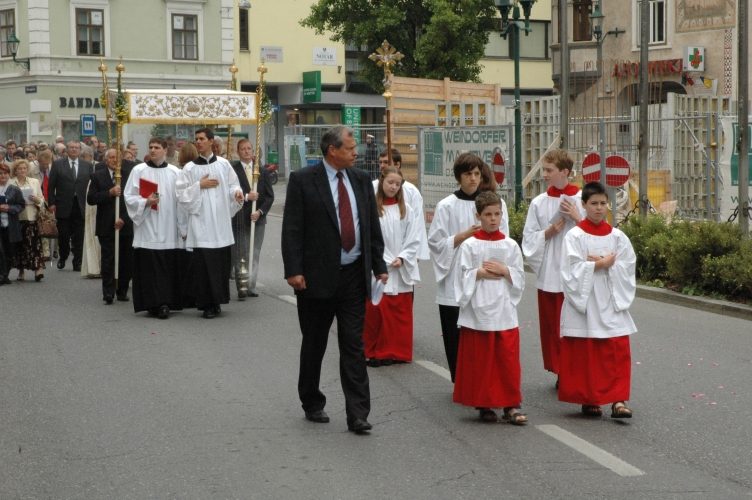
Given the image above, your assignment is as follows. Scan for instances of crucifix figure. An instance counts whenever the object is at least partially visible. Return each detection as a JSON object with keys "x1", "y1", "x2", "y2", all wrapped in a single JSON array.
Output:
[{"x1": 368, "y1": 40, "x2": 403, "y2": 166}]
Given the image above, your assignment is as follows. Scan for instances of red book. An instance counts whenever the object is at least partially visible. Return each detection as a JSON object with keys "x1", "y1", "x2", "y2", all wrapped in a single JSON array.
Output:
[{"x1": 139, "y1": 178, "x2": 159, "y2": 211}]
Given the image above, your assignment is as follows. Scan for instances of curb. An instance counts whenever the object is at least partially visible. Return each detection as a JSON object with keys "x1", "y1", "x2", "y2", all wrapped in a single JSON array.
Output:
[{"x1": 636, "y1": 285, "x2": 752, "y2": 321}]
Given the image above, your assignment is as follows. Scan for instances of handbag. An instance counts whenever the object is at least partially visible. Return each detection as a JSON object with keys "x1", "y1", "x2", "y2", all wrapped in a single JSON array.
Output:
[{"x1": 37, "y1": 202, "x2": 58, "y2": 238}]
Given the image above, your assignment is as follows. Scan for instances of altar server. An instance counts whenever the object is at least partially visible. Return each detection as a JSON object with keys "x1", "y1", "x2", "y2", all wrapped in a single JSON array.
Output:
[
  {"x1": 558, "y1": 182, "x2": 637, "y2": 419},
  {"x1": 363, "y1": 167, "x2": 421, "y2": 365},
  {"x1": 522, "y1": 149, "x2": 584, "y2": 380},
  {"x1": 453, "y1": 191, "x2": 526, "y2": 424}
]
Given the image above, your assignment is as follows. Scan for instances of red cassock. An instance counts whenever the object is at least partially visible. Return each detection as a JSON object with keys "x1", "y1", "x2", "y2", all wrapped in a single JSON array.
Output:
[
  {"x1": 453, "y1": 327, "x2": 522, "y2": 408},
  {"x1": 557, "y1": 336, "x2": 631, "y2": 405},
  {"x1": 363, "y1": 292, "x2": 414, "y2": 362},
  {"x1": 537, "y1": 290, "x2": 564, "y2": 374}
]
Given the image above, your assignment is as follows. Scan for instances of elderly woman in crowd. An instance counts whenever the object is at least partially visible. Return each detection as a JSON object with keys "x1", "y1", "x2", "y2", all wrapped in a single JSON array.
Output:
[
  {"x1": 10, "y1": 159, "x2": 45, "y2": 281},
  {"x1": 0, "y1": 164, "x2": 26, "y2": 284}
]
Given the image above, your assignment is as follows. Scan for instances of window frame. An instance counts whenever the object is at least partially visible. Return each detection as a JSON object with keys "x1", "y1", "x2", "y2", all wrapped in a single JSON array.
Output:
[
  {"x1": 572, "y1": 0, "x2": 593, "y2": 42},
  {"x1": 239, "y1": 7, "x2": 249, "y2": 52},
  {"x1": 69, "y1": 1, "x2": 110, "y2": 57},
  {"x1": 0, "y1": 7, "x2": 15, "y2": 58},
  {"x1": 171, "y1": 13, "x2": 199, "y2": 61},
  {"x1": 75, "y1": 7, "x2": 105, "y2": 56},
  {"x1": 633, "y1": 0, "x2": 669, "y2": 48},
  {"x1": 165, "y1": 2, "x2": 204, "y2": 62}
]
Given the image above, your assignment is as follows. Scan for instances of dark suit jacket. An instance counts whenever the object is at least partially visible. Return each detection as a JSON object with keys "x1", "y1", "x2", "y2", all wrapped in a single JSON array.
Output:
[
  {"x1": 230, "y1": 160, "x2": 274, "y2": 226},
  {"x1": 0, "y1": 184, "x2": 25, "y2": 243},
  {"x1": 86, "y1": 163, "x2": 133, "y2": 238},
  {"x1": 281, "y1": 162, "x2": 386, "y2": 299},
  {"x1": 49, "y1": 157, "x2": 94, "y2": 218}
]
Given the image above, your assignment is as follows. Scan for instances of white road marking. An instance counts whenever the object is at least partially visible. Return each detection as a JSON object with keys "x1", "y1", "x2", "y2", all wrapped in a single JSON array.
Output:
[
  {"x1": 278, "y1": 295, "x2": 297, "y2": 306},
  {"x1": 536, "y1": 424, "x2": 645, "y2": 477},
  {"x1": 414, "y1": 359, "x2": 452, "y2": 381},
  {"x1": 276, "y1": 295, "x2": 641, "y2": 478}
]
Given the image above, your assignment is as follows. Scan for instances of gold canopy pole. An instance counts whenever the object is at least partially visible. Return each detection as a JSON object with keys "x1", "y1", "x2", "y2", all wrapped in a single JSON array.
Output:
[
  {"x1": 248, "y1": 61, "x2": 268, "y2": 283},
  {"x1": 112, "y1": 58, "x2": 129, "y2": 287},
  {"x1": 369, "y1": 40, "x2": 403, "y2": 166},
  {"x1": 227, "y1": 61, "x2": 239, "y2": 160},
  {"x1": 98, "y1": 58, "x2": 112, "y2": 146}
]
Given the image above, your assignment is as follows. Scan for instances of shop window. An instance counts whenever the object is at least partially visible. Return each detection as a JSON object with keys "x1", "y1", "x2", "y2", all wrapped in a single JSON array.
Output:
[
  {"x1": 0, "y1": 9, "x2": 15, "y2": 58},
  {"x1": 572, "y1": 0, "x2": 592, "y2": 42},
  {"x1": 172, "y1": 14, "x2": 198, "y2": 60},
  {"x1": 76, "y1": 8, "x2": 104, "y2": 56}
]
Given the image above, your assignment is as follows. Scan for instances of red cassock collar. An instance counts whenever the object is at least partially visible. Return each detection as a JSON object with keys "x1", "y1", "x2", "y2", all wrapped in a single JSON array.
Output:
[
  {"x1": 578, "y1": 218, "x2": 612, "y2": 236},
  {"x1": 473, "y1": 229, "x2": 506, "y2": 241},
  {"x1": 547, "y1": 184, "x2": 579, "y2": 197},
  {"x1": 383, "y1": 197, "x2": 398, "y2": 205}
]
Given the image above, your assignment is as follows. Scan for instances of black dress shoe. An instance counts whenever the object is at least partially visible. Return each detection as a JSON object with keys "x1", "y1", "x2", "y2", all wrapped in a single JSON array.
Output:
[
  {"x1": 214, "y1": 304, "x2": 221, "y2": 314},
  {"x1": 248, "y1": 292, "x2": 259, "y2": 298},
  {"x1": 202, "y1": 308, "x2": 216, "y2": 319},
  {"x1": 56, "y1": 260, "x2": 65, "y2": 269},
  {"x1": 116, "y1": 293, "x2": 129, "y2": 302},
  {"x1": 347, "y1": 418, "x2": 373, "y2": 434},
  {"x1": 157, "y1": 305, "x2": 170, "y2": 319},
  {"x1": 104, "y1": 295, "x2": 114, "y2": 305},
  {"x1": 0, "y1": 277, "x2": 10, "y2": 285},
  {"x1": 237, "y1": 290, "x2": 247, "y2": 300},
  {"x1": 72, "y1": 265, "x2": 81, "y2": 272},
  {"x1": 305, "y1": 410, "x2": 330, "y2": 423}
]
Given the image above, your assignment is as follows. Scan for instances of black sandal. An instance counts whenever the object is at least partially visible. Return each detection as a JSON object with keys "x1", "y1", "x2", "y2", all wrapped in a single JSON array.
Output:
[{"x1": 478, "y1": 408, "x2": 498, "y2": 423}]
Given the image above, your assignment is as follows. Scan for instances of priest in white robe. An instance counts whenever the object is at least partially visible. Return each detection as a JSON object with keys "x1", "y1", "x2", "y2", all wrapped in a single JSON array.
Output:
[{"x1": 177, "y1": 128, "x2": 243, "y2": 319}]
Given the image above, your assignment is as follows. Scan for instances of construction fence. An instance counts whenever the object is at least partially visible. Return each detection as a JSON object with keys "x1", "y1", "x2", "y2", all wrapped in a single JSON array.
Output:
[{"x1": 282, "y1": 93, "x2": 746, "y2": 225}]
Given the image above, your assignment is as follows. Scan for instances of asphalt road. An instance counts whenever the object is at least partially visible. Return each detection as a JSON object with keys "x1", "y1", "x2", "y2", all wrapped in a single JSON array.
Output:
[{"x1": 1, "y1": 184, "x2": 751, "y2": 499}]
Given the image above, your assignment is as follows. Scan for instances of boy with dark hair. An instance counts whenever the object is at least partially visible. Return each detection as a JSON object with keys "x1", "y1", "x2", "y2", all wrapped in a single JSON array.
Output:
[
  {"x1": 522, "y1": 148, "x2": 584, "y2": 382},
  {"x1": 453, "y1": 190, "x2": 526, "y2": 424},
  {"x1": 558, "y1": 182, "x2": 637, "y2": 418},
  {"x1": 428, "y1": 153, "x2": 509, "y2": 381}
]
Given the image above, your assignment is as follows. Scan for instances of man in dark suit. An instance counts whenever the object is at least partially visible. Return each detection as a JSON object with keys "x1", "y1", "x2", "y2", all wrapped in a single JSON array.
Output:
[
  {"x1": 230, "y1": 139, "x2": 274, "y2": 299},
  {"x1": 282, "y1": 126, "x2": 388, "y2": 434},
  {"x1": 86, "y1": 149, "x2": 134, "y2": 304},
  {"x1": 49, "y1": 140, "x2": 93, "y2": 271}
]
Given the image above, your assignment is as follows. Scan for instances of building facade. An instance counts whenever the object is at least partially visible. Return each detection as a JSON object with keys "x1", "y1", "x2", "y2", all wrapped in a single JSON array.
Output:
[{"x1": 0, "y1": 0, "x2": 234, "y2": 147}]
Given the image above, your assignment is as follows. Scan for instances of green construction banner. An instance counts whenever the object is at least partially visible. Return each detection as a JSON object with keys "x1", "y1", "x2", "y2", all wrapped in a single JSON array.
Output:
[{"x1": 731, "y1": 123, "x2": 752, "y2": 186}]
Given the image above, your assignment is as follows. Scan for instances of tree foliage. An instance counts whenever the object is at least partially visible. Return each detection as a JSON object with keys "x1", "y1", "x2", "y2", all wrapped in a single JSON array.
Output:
[{"x1": 301, "y1": 0, "x2": 498, "y2": 91}]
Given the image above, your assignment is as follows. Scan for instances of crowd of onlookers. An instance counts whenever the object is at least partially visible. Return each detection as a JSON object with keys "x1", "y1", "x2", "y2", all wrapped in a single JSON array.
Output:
[{"x1": 0, "y1": 134, "x2": 185, "y2": 285}]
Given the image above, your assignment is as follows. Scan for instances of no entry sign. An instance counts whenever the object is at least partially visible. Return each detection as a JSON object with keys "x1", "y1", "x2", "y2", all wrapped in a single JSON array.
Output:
[
  {"x1": 492, "y1": 148, "x2": 505, "y2": 185},
  {"x1": 605, "y1": 155, "x2": 630, "y2": 187},
  {"x1": 581, "y1": 152, "x2": 601, "y2": 183}
]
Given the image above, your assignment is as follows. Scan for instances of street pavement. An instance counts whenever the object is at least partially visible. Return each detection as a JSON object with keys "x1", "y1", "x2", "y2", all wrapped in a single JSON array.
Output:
[{"x1": 1, "y1": 180, "x2": 752, "y2": 498}]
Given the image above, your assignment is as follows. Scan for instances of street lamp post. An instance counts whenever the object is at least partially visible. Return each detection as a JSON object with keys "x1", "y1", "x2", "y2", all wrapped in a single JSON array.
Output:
[
  {"x1": 6, "y1": 33, "x2": 30, "y2": 70},
  {"x1": 495, "y1": 0, "x2": 536, "y2": 207},
  {"x1": 589, "y1": 0, "x2": 625, "y2": 183}
]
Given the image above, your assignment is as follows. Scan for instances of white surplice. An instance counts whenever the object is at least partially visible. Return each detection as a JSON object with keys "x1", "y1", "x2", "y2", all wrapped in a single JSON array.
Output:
[
  {"x1": 427, "y1": 192, "x2": 509, "y2": 306},
  {"x1": 522, "y1": 190, "x2": 585, "y2": 292},
  {"x1": 373, "y1": 179, "x2": 429, "y2": 260},
  {"x1": 454, "y1": 235, "x2": 524, "y2": 331},
  {"x1": 379, "y1": 203, "x2": 421, "y2": 295},
  {"x1": 124, "y1": 162, "x2": 184, "y2": 250},
  {"x1": 560, "y1": 226, "x2": 638, "y2": 339},
  {"x1": 176, "y1": 156, "x2": 242, "y2": 249}
]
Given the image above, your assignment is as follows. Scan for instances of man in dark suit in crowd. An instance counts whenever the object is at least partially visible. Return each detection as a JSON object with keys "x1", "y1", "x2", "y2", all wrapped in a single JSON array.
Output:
[
  {"x1": 86, "y1": 148, "x2": 134, "y2": 304},
  {"x1": 229, "y1": 139, "x2": 274, "y2": 299},
  {"x1": 282, "y1": 126, "x2": 388, "y2": 434},
  {"x1": 49, "y1": 140, "x2": 93, "y2": 271}
]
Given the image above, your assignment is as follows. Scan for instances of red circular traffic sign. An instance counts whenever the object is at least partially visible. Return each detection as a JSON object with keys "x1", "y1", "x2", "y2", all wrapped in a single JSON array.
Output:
[
  {"x1": 605, "y1": 155, "x2": 630, "y2": 187},
  {"x1": 581, "y1": 152, "x2": 601, "y2": 183},
  {"x1": 492, "y1": 148, "x2": 505, "y2": 185}
]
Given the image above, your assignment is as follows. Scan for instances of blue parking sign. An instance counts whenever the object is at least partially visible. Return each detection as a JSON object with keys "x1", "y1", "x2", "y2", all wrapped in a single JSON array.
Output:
[{"x1": 80, "y1": 114, "x2": 96, "y2": 137}]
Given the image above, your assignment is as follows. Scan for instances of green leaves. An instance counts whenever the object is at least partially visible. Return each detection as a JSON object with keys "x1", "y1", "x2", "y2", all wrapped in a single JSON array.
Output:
[{"x1": 301, "y1": 0, "x2": 497, "y2": 91}]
